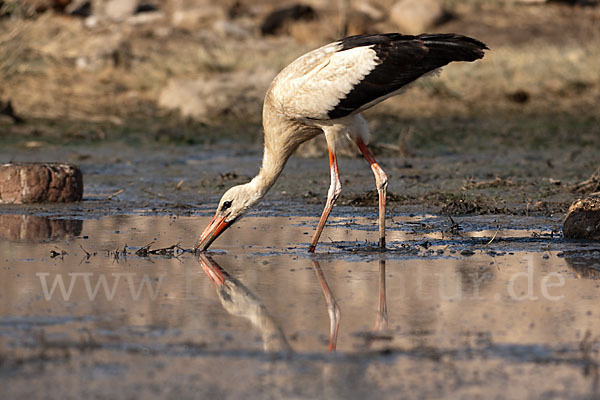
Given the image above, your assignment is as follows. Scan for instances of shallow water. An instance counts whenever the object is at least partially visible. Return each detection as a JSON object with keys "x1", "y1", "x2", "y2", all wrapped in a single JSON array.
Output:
[{"x1": 2, "y1": 213, "x2": 600, "y2": 398}]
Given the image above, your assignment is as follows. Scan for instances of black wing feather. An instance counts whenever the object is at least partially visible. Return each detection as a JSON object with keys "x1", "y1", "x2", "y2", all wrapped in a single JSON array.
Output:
[{"x1": 328, "y1": 33, "x2": 488, "y2": 119}]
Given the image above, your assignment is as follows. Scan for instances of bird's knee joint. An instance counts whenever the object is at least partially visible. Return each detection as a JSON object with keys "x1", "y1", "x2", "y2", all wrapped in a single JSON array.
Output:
[
  {"x1": 377, "y1": 174, "x2": 388, "y2": 191},
  {"x1": 327, "y1": 182, "x2": 342, "y2": 202},
  {"x1": 381, "y1": 176, "x2": 388, "y2": 189},
  {"x1": 334, "y1": 183, "x2": 342, "y2": 197},
  {"x1": 332, "y1": 185, "x2": 342, "y2": 201},
  {"x1": 372, "y1": 164, "x2": 388, "y2": 190}
]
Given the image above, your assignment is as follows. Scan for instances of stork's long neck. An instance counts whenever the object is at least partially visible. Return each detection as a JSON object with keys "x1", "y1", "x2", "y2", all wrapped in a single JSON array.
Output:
[
  {"x1": 248, "y1": 99, "x2": 317, "y2": 202},
  {"x1": 249, "y1": 139, "x2": 294, "y2": 199}
]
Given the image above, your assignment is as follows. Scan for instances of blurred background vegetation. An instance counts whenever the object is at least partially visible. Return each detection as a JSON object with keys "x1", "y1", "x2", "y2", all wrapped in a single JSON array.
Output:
[{"x1": 0, "y1": 0, "x2": 598, "y2": 152}]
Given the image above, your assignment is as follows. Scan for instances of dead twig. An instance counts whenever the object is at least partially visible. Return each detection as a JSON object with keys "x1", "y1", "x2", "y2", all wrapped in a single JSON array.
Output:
[
  {"x1": 486, "y1": 226, "x2": 501, "y2": 245},
  {"x1": 79, "y1": 244, "x2": 91, "y2": 259},
  {"x1": 106, "y1": 189, "x2": 124, "y2": 200},
  {"x1": 135, "y1": 241, "x2": 154, "y2": 257},
  {"x1": 113, "y1": 247, "x2": 121, "y2": 262},
  {"x1": 448, "y1": 216, "x2": 462, "y2": 236}
]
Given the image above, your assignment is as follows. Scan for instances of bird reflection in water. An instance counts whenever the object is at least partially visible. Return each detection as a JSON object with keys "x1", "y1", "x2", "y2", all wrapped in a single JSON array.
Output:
[
  {"x1": 197, "y1": 254, "x2": 342, "y2": 352},
  {"x1": 355, "y1": 259, "x2": 393, "y2": 351},
  {"x1": 198, "y1": 254, "x2": 291, "y2": 352},
  {"x1": 197, "y1": 254, "x2": 391, "y2": 353},
  {"x1": 374, "y1": 260, "x2": 388, "y2": 332},
  {"x1": 311, "y1": 260, "x2": 341, "y2": 351}
]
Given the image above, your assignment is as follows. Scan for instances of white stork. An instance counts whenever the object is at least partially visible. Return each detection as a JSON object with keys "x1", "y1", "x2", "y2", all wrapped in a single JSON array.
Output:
[{"x1": 195, "y1": 33, "x2": 488, "y2": 252}]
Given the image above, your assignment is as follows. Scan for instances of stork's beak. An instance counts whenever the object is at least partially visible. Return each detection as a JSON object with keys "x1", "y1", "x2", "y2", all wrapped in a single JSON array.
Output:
[{"x1": 195, "y1": 213, "x2": 232, "y2": 252}]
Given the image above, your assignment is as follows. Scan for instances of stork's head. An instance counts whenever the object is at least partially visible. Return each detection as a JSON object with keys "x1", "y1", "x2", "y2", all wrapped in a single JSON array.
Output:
[{"x1": 195, "y1": 183, "x2": 261, "y2": 251}]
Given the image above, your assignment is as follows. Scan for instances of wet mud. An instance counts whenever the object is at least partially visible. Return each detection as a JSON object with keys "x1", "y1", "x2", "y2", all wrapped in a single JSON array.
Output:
[{"x1": 0, "y1": 129, "x2": 599, "y2": 398}]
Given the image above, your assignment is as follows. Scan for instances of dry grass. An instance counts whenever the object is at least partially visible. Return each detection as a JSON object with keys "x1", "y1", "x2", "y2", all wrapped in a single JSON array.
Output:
[{"x1": 0, "y1": 2, "x2": 598, "y2": 133}]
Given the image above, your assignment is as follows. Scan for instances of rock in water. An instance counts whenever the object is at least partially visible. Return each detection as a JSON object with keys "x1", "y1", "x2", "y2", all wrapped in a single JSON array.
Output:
[
  {"x1": 0, "y1": 163, "x2": 83, "y2": 204},
  {"x1": 563, "y1": 196, "x2": 600, "y2": 240}
]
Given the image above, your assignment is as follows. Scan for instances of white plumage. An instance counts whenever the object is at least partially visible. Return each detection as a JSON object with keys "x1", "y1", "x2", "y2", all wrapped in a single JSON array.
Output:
[
  {"x1": 271, "y1": 44, "x2": 379, "y2": 121},
  {"x1": 196, "y1": 33, "x2": 488, "y2": 252}
]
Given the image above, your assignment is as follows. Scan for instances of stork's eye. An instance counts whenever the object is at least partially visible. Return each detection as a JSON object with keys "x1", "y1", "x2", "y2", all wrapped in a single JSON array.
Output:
[{"x1": 221, "y1": 200, "x2": 233, "y2": 211}]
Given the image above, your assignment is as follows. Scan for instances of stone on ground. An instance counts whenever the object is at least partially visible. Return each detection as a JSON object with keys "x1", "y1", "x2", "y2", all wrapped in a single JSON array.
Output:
[
  {"x1": 0, "y1": 163, "x2": 83, "y2": 204},
  {"x1": 563, "y1": 196, "x2": 600, "y2": 240}
]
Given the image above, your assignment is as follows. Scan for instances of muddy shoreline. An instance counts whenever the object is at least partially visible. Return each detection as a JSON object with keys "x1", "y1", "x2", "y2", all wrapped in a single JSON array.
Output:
[{"x1": 0, "y1": 120, "x2": 596, "y2": 221}]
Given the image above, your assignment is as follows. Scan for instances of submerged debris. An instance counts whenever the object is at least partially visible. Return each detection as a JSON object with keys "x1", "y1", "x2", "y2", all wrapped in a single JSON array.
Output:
[
  {"x1": 49, "y1": 249, "x2": 67, "y2": 259},
  {"x1": 447, "y1": 216, "x2": 462, "y2": 235},
  {"x1": 135, "y1": 242, "x2": 186, "y2": 257}
]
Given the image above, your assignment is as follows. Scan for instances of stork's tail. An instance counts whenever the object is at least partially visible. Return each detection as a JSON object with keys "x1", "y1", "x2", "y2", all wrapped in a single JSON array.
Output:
[{"x1": 418, "y1": 33, "x2": 488, "y2": 62}]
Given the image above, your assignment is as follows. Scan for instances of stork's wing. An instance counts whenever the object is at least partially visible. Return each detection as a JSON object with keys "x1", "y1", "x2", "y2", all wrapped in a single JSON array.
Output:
[{"x1": 270, "y1": 33, "x2": 487, "y2": 121}]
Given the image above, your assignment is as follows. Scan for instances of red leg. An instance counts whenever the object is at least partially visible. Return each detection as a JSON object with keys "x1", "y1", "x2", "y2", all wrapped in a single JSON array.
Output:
[
  {"x1": 312, "y1": 260, "x2": 341, "y2": 352},
  {"x1": 309, "y1": 148, "x2": 341, "y2": 253},
  {"x1": 356, "y1": 138, "x2": 388, "y2": 249}
]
